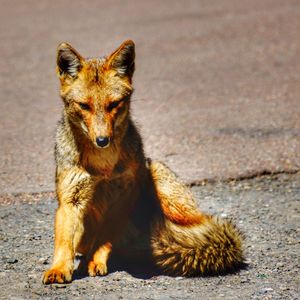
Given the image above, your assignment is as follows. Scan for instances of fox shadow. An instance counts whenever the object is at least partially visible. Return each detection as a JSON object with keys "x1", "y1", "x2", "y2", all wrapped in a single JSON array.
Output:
[
  {"x1": 72, "y1": 254, "x2": 248, "y2": 281},
  {"x1": 72, "y1": 254, "x2": 162, "y2": 281}
]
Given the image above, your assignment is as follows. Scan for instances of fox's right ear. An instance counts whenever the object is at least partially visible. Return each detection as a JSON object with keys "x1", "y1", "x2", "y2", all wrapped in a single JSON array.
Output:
[{"x1": 56, "y1": 43, "x2": 83, "y2": 78}]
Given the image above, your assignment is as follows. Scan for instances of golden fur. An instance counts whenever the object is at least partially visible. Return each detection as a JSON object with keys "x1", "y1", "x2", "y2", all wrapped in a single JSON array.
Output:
[{"x1": 42, "y1": 40, "x2": 244, "y2": 284}]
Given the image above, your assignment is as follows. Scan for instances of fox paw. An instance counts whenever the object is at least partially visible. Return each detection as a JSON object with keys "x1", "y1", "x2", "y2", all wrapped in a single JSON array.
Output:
[
  {"x1": 88, "y1": 261, "x2": 108, "y2": 276},
  {"x1": 42, "y1": 268, "x2": 72, "y2": 284}
]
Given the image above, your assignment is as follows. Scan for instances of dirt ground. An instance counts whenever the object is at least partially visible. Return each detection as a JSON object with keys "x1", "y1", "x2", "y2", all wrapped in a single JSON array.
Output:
[
  {"x1": 1, "y1": 0, "x2": 299, "y2": 193},
  {"x1": 1, "y1": 173, "x2": 299, "y2": 300}
]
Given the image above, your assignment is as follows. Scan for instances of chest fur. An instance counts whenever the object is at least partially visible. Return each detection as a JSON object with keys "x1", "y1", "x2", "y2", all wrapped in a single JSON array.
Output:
[{"x1": 81, "y1": 143, "x2": 119, "y2": 178}]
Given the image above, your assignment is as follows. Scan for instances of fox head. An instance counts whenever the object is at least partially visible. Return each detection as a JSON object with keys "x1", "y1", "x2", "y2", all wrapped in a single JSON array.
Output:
[{"x1": 56, "y1": 40, "x2": 135, "y2": 149}]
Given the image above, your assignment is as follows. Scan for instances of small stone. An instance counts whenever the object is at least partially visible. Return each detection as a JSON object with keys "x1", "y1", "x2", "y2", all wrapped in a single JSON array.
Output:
[
  {"x1": 28, "y1": 273, "x2": 38, "y2": 279},
  {"x1": 276, "y1": 262, "x2": 284, "y2": 268},
  {"x1": 39, "y1": 257, "x2": 50, "y2": 265},
  {"x1": 7, "y1": 258, "x2": 18, "y2": 264},
  {"x1": 279, "y1": 286, "x2": 289, "y2": 291},
  {"x1": 261, "y1": 287, "x2": 273, "y2": 293},
  {"x1": 53, "y1": 284, "x2": 67, "y2": 289}
]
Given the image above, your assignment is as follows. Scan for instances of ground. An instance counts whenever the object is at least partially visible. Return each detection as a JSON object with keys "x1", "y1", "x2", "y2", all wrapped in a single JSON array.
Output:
[{"x1": 1, "y1": 173, "x2": 299, "y2": 299}]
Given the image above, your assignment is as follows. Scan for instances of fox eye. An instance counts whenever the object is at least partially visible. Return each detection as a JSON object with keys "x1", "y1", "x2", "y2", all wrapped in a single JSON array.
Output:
[
  {"x1": 107, "y1": 95, "x2": 130, "y2": 112},
  {"x1": 79, "y1": 102, "x2": 90, "y2": 110},
  {"x1": 107, "y1": 100, "x2": 121, "y2": 112}
]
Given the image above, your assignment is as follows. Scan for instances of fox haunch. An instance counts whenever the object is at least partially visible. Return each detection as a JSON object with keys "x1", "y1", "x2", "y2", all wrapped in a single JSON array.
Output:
[{"x1": 42, "y1": 40, "x2": 244, "y2": 284}]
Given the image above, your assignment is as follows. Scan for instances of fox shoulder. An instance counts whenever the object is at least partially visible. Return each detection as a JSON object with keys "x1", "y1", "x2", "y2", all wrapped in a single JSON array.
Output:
[{"x1": 55, "y1": 116, "x2": 80, "y2": 169}]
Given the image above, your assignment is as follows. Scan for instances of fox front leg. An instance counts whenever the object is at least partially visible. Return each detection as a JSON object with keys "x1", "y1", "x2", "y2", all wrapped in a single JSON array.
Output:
[
  {"x1": 42, "y1": 205, "x2": 78, "y2": 284},
  {"x1": 43, "y1": 168, "x2": 95, "y2": 284},
  {"x1": 87, "y1": 242, "x2": 112, "y2": 277}
]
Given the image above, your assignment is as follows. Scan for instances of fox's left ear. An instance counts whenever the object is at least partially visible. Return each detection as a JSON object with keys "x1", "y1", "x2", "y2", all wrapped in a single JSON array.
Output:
[
  {"x1": 105, "y1": 40, "x2": 135, "y2": 79},
  {"x1": 56, "y1": 43, "x2": 83, "y2": 78}
]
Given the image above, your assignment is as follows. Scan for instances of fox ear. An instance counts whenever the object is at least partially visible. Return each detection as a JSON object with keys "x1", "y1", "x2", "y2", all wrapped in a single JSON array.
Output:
[
  {"x1": 57, "y1": 43, "x2": 83, "y2": 78},
  {"x1": 106, "y1": 40, "x2": 135, "y2": 78}
]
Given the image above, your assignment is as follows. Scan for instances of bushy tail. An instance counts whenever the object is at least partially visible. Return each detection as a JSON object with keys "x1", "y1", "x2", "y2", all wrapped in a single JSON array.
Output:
[
  {"x1": 148, "y1": 160, "x2": 244, "y2": 276},
  {"x1": 151, "y1": 215, "x2": 244, "y2": 276}
]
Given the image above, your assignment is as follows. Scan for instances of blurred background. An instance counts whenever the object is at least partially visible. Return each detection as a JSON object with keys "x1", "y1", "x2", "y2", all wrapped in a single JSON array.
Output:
[{"x1": 0, "y1": 0, "x2": 299, "y2": 194}]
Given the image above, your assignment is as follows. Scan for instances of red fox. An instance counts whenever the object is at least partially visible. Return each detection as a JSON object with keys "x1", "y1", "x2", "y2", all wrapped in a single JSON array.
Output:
[{"x1": 42, "y1": 40, "x2": 244, "y2": 284}]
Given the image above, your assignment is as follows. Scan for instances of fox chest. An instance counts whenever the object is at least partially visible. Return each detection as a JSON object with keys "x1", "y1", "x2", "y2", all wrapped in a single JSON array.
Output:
[
  {"x1": 84, "y1": 175, "x2": 140, "y2": 230},
  {"x1": 81, "y1": 147, "x2": 119, "y2": 178}
]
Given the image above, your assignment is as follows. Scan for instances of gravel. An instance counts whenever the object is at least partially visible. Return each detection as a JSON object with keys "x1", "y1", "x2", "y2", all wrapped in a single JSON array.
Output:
[{"x1": 0, "y1": 173, "x2": 299, "y2": 299}]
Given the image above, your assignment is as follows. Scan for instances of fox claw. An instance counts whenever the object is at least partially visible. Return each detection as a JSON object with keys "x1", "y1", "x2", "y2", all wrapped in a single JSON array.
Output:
[
  {"x1": 42, "y1": 268, "x2": 72, "y2": 284},
  {"x1": 88, "y1": 261, "x2": 108, "y2": 277}
]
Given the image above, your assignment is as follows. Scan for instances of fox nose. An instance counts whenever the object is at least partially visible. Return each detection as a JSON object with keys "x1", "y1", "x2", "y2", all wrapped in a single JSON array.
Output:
[{"x1": 95, "y1": 136, "x2": 110, "y2": 148}]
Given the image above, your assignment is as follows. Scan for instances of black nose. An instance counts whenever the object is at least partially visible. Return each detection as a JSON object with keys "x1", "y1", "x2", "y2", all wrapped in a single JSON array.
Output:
[{"x1": 96, "y1": 136, "x2": 110, "y2": 148}]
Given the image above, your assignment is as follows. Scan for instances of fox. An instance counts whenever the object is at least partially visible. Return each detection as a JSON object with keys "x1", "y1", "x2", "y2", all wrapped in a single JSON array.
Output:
[{"x1": 42, "y1": 40, "x2": 244, "y2": 284}]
